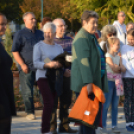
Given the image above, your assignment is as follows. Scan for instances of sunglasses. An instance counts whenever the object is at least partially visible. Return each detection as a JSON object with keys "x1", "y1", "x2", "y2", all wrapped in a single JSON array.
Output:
[{"x1": 108, "y1": 32, "x2": 116, "y2": 37}]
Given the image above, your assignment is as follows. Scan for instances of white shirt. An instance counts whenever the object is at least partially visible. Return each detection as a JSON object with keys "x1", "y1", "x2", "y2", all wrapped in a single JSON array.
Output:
[
  {"x1": 121, "y1": 45, "x2": 134, "y2": 78},
  {"x1": 113, "y1": 20, "x2": 126, "y2": 46},
  {"x1": 33, "y1": 41, "x2": 63, "y2": 81}
]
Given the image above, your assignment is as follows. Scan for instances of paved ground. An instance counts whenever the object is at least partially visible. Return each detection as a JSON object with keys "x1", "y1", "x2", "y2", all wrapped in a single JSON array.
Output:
[{"x1": 11, "y1": 108, "x2": 134, "y2": 134}]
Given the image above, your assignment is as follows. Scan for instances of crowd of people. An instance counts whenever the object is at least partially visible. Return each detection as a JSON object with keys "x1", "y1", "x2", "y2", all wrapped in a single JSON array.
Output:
[{"x1": 0, "y1": 10, "x2": 134, "y2": 134}]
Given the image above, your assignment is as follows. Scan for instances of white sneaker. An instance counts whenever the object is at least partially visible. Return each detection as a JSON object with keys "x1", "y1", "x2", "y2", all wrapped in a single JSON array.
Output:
[
  {"x1": 112, "y1": 127, "x2": 120, "y2": 133},
  {"x1": 26, "y1": 114, "x2": 36, "y2": 120},
  {"x1": 100, "y1": 128, "x2": 108, "y2": 134}
]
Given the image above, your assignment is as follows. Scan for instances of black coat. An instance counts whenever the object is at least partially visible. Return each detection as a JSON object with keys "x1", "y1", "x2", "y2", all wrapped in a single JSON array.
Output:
[
  {"x1": 0, "y1": 43, "x2": 16, "y2": 119},
  {"x1": 46, "y1": 51, "x2": 71, "y2": 96}
]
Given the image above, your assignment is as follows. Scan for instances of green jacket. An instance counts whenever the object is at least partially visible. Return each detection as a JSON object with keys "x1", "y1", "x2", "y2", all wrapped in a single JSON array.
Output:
[{"x1": 71, "y1": 28, "x2": 108, "y2": 93}]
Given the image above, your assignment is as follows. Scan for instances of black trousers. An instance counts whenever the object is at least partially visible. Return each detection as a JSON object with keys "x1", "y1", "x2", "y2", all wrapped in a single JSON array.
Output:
[
  {"x1": 50, "y1": 77, "x2": 72, "y2": 130},
  {"x1": 0, "y1": 117, "x2": 11, "y2": 134}
]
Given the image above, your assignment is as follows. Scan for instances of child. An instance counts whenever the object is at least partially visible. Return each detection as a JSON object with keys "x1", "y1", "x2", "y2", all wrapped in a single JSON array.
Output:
[
  {"x1": 100, "y1": 37, "x2": 126, "y2": 134},
  {"x1": 121, "y1": 29, "x2": 134, "y2": 132}
]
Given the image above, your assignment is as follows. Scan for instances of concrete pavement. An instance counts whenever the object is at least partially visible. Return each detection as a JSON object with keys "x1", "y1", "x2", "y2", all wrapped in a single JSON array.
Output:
[{"x1": 11, "y1": 108, "x2": 134, "y2": 134}]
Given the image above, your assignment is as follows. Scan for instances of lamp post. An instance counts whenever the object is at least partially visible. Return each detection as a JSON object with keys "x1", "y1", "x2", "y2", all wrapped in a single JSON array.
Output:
[{"x1": 41, "y1": 0, "x2": 43, "y2": 20}]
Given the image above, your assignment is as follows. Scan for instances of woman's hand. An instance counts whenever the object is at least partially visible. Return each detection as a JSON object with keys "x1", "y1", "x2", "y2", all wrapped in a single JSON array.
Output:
[
  {"x1": 87, "y1": 83, "x2": 93, "y2": 95},
  {"x1": 47, "y1": 61, "x2": 62, "y2": 69}
]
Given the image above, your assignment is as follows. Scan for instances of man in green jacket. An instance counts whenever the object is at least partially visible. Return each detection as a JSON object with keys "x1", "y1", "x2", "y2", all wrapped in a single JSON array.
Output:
[{"x1": 71, "y1": 10, "x2": 108, "y2": 134}]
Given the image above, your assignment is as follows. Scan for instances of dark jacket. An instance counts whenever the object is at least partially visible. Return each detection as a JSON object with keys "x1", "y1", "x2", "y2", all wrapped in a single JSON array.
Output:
[
  {"x1": 71, "y1": 28, "x2": 108, "y2": 93},
  {"x1": 0, "y1": 43, "x2": 16, "y2": 119},
  {"x1": 46, "y1": 51, "x2": 71, "y2": 96}
]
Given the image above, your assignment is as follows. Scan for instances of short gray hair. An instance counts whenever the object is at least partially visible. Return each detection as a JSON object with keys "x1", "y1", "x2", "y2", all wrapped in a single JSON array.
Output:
[
  {"x1": 42, "y1": 22, "x2": 56, "y2": 33},
  {"x1": 101, "y1": 25, "x2": 117, "y2": 41},
  {"x1": 81, "y1": 10, "x2": 99, "y2": 25},
  {"x1": 22, "y1": 12, "x2": 35, "y2": 20}
]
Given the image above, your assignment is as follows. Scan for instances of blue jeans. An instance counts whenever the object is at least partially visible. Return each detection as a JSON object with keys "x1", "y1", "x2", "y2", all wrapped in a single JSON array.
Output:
[
  {"x1": 102, "y1": 81, "x2": 119, "y2": 128},
  {"x1": 75, "y1": 93, "x2": 96, "y2": 134},
  {"x1": 19, "y1": 70, "x2": 35, "y2": 114}
]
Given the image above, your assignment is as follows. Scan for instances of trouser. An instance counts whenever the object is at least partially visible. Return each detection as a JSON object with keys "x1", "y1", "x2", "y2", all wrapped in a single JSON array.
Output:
[
  {"x1": 37, "y1": 78, "x2": 56, "y2": 133},
  {"x1": 123, "y1": 78, "x2": 134, "y2": 123},
  {"x1": 75, "y1": 93, "x2": 96, "y2": 134},
  {"x1": 0, "y1": 117, "x2": 11, "y2": 134},
  {"x1": 19, "y1": 70, "x2": 35, "y2": 114},
  {"x1": 102, "y1": 81, "x2": 119, "y2": 128},
  {"x1": 50, "y1": 77, "x2": 72, "y2": 129}
]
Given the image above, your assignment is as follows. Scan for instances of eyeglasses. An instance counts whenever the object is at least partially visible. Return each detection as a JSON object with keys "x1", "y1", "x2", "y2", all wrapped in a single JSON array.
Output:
[
  {"x1": 57, "y1": 25, "x2": 68, "y2": 28},
  {"x1": 107, "y1": 32, "x2": 116, "y2": 37}
]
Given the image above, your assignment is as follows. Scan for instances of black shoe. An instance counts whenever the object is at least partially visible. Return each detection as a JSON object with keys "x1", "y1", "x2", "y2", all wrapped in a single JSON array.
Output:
[{"x1": 59, "y1": 126, "x2": 78, "y2": 133}]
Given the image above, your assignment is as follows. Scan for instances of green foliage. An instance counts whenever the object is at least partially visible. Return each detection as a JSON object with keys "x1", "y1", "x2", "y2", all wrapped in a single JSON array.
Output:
[
  {"x1": 69, "y1": 0, "x2": 134, "y2": 28},
  {"x1": 4, "y1": 25, "x2": 13, "y2": 58},
  {"x1": 3, "y1": 25, "x2": 18, "y2": 70},
  {"x1": 0, "y1": 0, "x2": 23, "y2": 22}
]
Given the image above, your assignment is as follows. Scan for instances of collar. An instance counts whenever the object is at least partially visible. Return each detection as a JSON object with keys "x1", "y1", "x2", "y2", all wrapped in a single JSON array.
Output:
[
  {"x1": 118, "y1": 21, "x2": 124, "y2": 26},
  {"x1": 56, "y1": 35, "x2": 64, "y2": 39},
  {"x1": 24, "y1": 27, "x2": 36, "y2": 33}
]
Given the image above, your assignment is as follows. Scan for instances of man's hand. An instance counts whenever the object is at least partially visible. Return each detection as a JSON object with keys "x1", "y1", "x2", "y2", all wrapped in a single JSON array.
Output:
[
  {"x1": 64, "y1": 69, "x2": 70, "y2": 77},
  {"x1": 21, "y1": 64, "x2": 29, "y2": 74},
  {"x1": 87, "y1": 83, "x2": 93, "y2": 95}
]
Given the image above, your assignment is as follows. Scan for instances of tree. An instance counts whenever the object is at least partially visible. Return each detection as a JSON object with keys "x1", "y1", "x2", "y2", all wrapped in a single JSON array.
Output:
[
  {"x1": 0, "y1": 0, "x2": 23, "y2": 22},
  {"x1": 20, "y1": 0, "x2": 41, "y2": 21},
  {"x1": 69, "y1": 0, "x2": 134, "y2": 28}
]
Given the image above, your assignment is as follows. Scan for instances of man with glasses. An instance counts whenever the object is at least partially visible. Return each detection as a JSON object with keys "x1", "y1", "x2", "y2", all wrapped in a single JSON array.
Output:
[
  {"x1": 12, "y1": 12, "x2": 44, "y2": 120},
  {"x1": 113, "y1": 11, "x2": 126, "y2": 48},
  {"x1": 50, "y1": 18, "x2": 77, "y2": 134}
]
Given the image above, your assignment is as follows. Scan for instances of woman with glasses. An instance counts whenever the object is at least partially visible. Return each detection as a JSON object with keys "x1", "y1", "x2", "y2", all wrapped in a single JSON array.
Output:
[
  {"x1": 71, "y1": 10, "x2": 108, "y2": 134},
  {"x1": 99, "y1": 25, "x2": 117, "y2": 51},
  {"x1": 33, "y1": 22, "x2": 63, "y2": 134}
]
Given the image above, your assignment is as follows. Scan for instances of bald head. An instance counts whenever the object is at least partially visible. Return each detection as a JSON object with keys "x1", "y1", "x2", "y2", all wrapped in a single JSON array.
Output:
[
  {"x1": 53, "y1": 18, "x2": 65, "y2": 25},
  {"x1": 53, "y1": 18, "x2": 66, "y2": 38},
  {"x1": 118, "y1": 11, "x2": 126, "y2": 24}
]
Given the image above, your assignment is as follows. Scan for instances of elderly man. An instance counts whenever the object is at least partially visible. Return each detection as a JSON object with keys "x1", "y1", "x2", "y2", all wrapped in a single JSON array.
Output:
[
  {"x1": 113, "y1": 11, "x2": 126, "y2": 48},
  {"x1": 50, "y1": 18, "x2": 77, "y2": 134},
  {"x1": 12, "y1": 12, "x2": 44, "y2": 120}
]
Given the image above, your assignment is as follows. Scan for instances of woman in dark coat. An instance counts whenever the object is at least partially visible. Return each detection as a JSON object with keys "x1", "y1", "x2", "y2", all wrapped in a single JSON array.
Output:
[{"x1": 0, "y1": 13, "x2": 16, "y2": 134}]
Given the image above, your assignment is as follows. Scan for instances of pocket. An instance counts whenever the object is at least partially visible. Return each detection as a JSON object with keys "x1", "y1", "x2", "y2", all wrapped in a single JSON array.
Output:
[{"x1": 23, "y1": 36, "x2": 38, "y2": 52}]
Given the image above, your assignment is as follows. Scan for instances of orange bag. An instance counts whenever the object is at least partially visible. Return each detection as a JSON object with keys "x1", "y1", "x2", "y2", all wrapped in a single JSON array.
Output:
[{"x1": 69, "y1": 84, "x2": 105, "y2": 129}]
